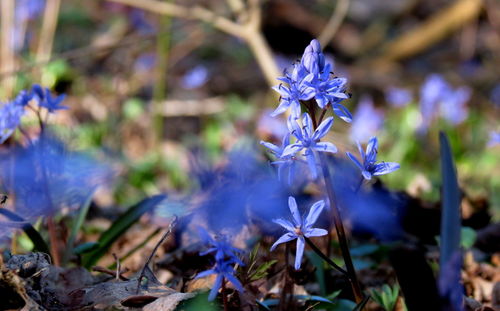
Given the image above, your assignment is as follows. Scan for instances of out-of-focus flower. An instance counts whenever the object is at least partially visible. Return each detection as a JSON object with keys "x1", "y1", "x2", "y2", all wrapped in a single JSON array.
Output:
[
  {"x1": 134, "y1": 53, "x2": 156, "y2": 72},
  {"x1": 0, "y1": 102, "x2": 25, "y2": 143},
  {"x1": 350, "y1": 95, "x2": 384, "y2": 143},
  {"x1": 385, "y1": 86, "x2": 412, "y2": 107},
  {"x1": 261, "y1": 134, "x2": 297, "y2": 184},
  {"x1": 32, "y1": 85, "x2": 68, "y2": 113},
  {"x1": 198, "y1": 227, "x2": 244, "y2": 266},
  {"x1": 439, "y1": 87, "x2": 471, "y2": 125},
  {"x1": 128, "y1": 9, "x2": 156, "y2": 34},
  {"x1": 491, "y1": 84, "x2": 500, "y2": 107},
  {"x1": 181, "y1": 65, "x2": 209, "y2": 89},
  {"x1": 346, "y1": 137, "x2": 399, "y2": 180},
  {"x1": 270, "y1": 196, "x2": 327, "y2": 270},
  {"x1": 0, "y1": 134, "x2": 113, "y2": 220},
  {"x1": 488, "y1": 131, "x2": 500, "y2": 147},
  {"x1": 418, "y1": 74, "x2": 471, "y2": 131},
  {"x1": 195, "y1": 259, "x2": 244, "y2": 301},
  {"x1": 283, "y1": 114, "x2": 337, "y2": 179},
  {"x1": 13, "y1": 0, "x2": 45, "y2": 51}
]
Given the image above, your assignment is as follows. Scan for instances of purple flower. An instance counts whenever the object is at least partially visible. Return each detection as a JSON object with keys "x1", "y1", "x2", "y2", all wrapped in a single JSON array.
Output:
[
  {"x1": 271, "y1": 39, "x2": 351, "y2": 121},
  {"x1": 271, "y1": 63, "x2": 314, "y2": 119},
  {"x1": 181, "y1": 65, "x2": 209, "y2": 89},
  {"x1": 350, "y1": 95, "x2": 384, "y2": 143},
  {"x1": 346, "y1": 137, "x2": 399, "y2": 180},
  {"x1": 491, "y1": 84, "x2": 500, "y2": 107},
  {"x1": 0, "y1": 102, "x2": 25, "y2": 143},
  {"x1": 260, "y1": 134, "x2": 297, "y2": 184},
  {"x1": 282, "y1": 113, "x2": 337, "y2": 179},
  {"x1": 439, "y1": 86, "x2": 471, "y2": 125},
  {"x1": 32, "y1": 85, "x2": 68, "y2": 113},
  {"x1": 385, "y1": 86, "x2": 412, "y2": 107},
  {"x1": 270, "y1": 196, "x2": 327, "y2": 270},
  {"x1": 488, "y1": 131, "x2": 500, "y2": 147},
  {"x1": 198, "y1": 227, "x2": 244, "y2": 266},
  {"x1": 195, "y1": 259, "x2": 244, "y2": 301}
]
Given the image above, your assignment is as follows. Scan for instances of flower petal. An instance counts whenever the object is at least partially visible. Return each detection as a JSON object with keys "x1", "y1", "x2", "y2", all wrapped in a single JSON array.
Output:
[
  {"x1": 305, "y1": 228, "x2": 328, "y2": 237},
  {"x1": 305, "y1": 149, "x2": 318, "y2": 179},
  {"x1": 288, "y1": 196, "x2": 302, "y2": 226},
  {"x1": 302, "y1": 113, "x2": 313, "y2": 138},
  {"x1": 332, "y1": 103, "x2": 352, "y2": 123},
  {"x1": 273, "y1": 218, "x2": 295, "y2": 231},
  {"x1": 208, "y1": 274, "x2": 223, "y2": 301},
  {"x1": 282, "y1": 143, "x2": 303, "y2": 157},
  {"x1": 346, "y1": 152, "x2": 363, "y2": 170},
  {"x1": 305, "y1": 200, "x2": 325, "y2": 227},
  {"x1": 260, "y1": 141, "x2": 281, "y2": 155},
  {"x1": 373, "y1": 162, "x2": 400, "y2": 176},
  {"x1": 270, "y1": 100, "x2": 290, "y2": 117},
  {"x1": 365, "y1": 137, "x2": 378, "y2": 163},
  {"x1": 196, "y1": 269, "x2": 216, "y2": 279},
  {"x1": 362, "y1": 170, "x2": 372, "y2": 180},
  {"x1": 294, "y1": 237, "x2": 305, "y2": 270},
  {"x1": 225, "y1": 273, "x2": 244, "y2": 292},
  {"x1": 312, "y1": 117, "x2": 334, "y2": 140},
  {"x1": 270, "y1": 232, "x2": 297, "y2": 251},
  {"x1": 313, "y1": 142, "x2": 337, "y2": 153}
]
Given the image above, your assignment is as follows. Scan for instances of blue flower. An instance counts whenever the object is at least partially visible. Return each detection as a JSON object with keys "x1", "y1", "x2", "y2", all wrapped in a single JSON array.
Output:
[
  {"x1": 260, "y1": 134, "x2": 297, "y2": 184},
  {"x1": 385, "y1": 86, "x2": 412, "y2": 107},
  {"x1": 282, "y1": 113, "x2": 337, "y2": 179},
  {"x1": 350, "y1": 95, "x2": 384, "y2": 143},
  {"x1": 32, "y1": 85, "x2": 68, "y2": 113},
  {"x1": 488, "y1": 131, "x2": 500, "y2": 147},
  {"x1": 271, "y1": 39, "x2": 351, "y2": 121},
  {"x1": 198, "y1": 227, "x2": 244, "y2": 266},
  {"x1": 270, "y1": 196, "x2": 327, "y2": 270},
  {"x1": 346, "y1": 137, "x2": 400, "y2": 180},
  {"x1": 271, "y1": 63, "x2": 314, "y2": 119},
  {"x1": 195, "y1": 259, "x2": 244, "y2": 301},
  {"x1": 0, "y1": 101, "x2": 25, "y2": 143},
  {"x1": 439, "y1": 86, "x2": 471, "y2": 125}
]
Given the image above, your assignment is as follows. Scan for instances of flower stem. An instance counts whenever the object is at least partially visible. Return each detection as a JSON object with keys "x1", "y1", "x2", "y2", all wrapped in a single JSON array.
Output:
[
  {"x1": 318, "y1": 152, "x2": 364, "y2": 303},
  {"x1": 304, "y1": 237, "x2": 348, "y2": 276},
  {"x1": 222, "y1": 277, "x2": 229, "y2": 311}
]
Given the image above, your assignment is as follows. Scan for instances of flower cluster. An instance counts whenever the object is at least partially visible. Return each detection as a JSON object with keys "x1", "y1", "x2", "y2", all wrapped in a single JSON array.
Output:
[
  {"x1": 419, "y1": 74, "x2": 471, "y2": 130},
  {"x1": 195, "y1": 228, "x2": 244, "y2": 301},
  {"x1": 271, "y1": 39, "x2": 351, "y2": 121},
  {"x1": 270, "y1": 196, "x2": 327, "y2": 269},
  {"x1": 346, "y1": 137, "x2": 400, "y2": 180},
  {"x1": 0, "y1": 85, "x2": 67, "y2": 143}
]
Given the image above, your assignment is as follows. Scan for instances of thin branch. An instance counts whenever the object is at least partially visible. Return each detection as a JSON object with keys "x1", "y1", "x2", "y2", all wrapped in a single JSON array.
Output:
[
  {"x1": 0, "y1": 0, "x2": 16, "y2": 98},
  {"x1": 36, "y1": 0, "x2": 61, "y2": 65},
  {"x1": 106, "y1": 0, "x2": 243, "y2": 38},
  {"x1": 136, "y1": 216, "x2": 177, "y2": 293},
  {"x1": 318, "y1": 0, "x2": 350, "y2": 47}
]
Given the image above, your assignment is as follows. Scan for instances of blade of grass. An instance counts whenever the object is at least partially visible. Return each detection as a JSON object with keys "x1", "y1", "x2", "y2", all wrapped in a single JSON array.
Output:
[
  {"x1": 63, "y1": 189, "x2": 95, "y2": 265},
  {"x1": 0, "y1": 208, "x2": 50, "y2": 254},
  {"x1": 439, "y1": 132, "x2": 461, "y2": 268},
  {"x1": 82, "y1": 194, "x2": 167, "y2": 269}
]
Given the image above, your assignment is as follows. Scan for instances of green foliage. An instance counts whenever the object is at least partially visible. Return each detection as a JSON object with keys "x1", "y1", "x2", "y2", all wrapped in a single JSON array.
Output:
[
  {"x1": 174, "y1": 292, "x2": 220, "y2": 311},
  {"x1": 82, "y1": 195, "x2": 166, "y2": 268},
  {"x1": 460, "y1": 226, "x2": 477, "y2": 249},
  {"x1": 370, "y1": 284, "x2": 400, "y2": 311},
  {"x1": 245, "y1": 244, "x2": 277, "y2": 282}
]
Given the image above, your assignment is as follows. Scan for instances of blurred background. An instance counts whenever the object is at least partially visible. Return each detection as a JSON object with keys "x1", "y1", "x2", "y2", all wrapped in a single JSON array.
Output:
[{"x1": 0, "y1": 0, "x2": 498, "y2": 219}]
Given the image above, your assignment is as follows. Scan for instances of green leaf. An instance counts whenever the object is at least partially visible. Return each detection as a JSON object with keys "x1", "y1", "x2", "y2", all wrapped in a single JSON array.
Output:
[
  {"x1": 73, "y1": 242, "x2": 100, "y2": 255},
  {"x1": 460, "y1": 226, "x2": 476, "y2": 249},
  {"x1": 439, "y1": 132, "x2": 461, "y2": 268},
  {"x1": 0, "y1": 208, "x2": 49, "y2": 254},
  {"x1": 82, "y1": 195, "x2": 166, "y2": 268},
  {"x1": 63, "y1": 190, "x2": 95, "y2": 264},
  {"x1": 306, "y1": 250, "x2": 327, "y2": 296},
  {"x1": 249, "y1": 260, "x2": 277, "y2": 281}
]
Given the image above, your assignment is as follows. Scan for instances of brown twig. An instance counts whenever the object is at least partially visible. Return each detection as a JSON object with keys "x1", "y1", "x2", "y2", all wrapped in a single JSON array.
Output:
[
  {"x1": 0, "y1": 0, "x2": 16, "y2": 97},
  {"x1": 136, "y1": 216, "x2": 177, "y2": 293},
  {"x1": 92, "y1": 266, "x2": 130, "y2": 280},
  {"x1": 36, "y1": 0, "x2": 61, "y2": 65},
  {"x1": 318, "y1": 0, "x2": 350, "y2": 47}
]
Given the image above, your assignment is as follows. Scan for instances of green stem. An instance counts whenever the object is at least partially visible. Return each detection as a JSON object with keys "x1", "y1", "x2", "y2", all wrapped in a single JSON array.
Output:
[
  {"x1": 319, "y1": 152, "x2": 363, "y2": 303},
  {"x1": 304, "y1": 237, "x2": 348, "y2": 276}
]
